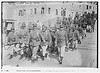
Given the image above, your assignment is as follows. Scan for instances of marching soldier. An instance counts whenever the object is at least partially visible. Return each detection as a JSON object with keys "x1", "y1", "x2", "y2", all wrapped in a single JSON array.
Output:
[
  {"x1": 39, "y1": 24, "x2": 52, "y2": 59},
  {"x1": 66, "y1": 27, "x2": 74, "y2": 50},
  {"x1": 55, "y1": 24, "x2": 68, "y2": 64},
  {"x1": 27, "y1": 22, "x2": 34, "y2": 33},
  {"x1": 29, "y1": 23, "x2": 41, "y2": 61},
  {"x1": 73, "y1": 26, "x2": 81, "y2": 50},
  {"x1": 49, "y1": 26, "x2": 57, "y2": 54},
  {"x1": 90, "y1": 12, "x2": 96, "y2": 32},
  {"x1": 17, "y1": 22, "x2": 29, "y2": 44},
  {"x1": 7, "y1": 27, "x2": 17, "y2": 59},
  {"x1": 16, "y1": 22, "x2": 30, "y2": 60}
]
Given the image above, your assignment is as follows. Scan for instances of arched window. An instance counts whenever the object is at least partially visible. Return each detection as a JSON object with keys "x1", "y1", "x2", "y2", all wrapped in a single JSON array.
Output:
[
  {"x1": 30, "y1": 9, "x2": 33, "y2": 14},
  {"x1": 56, "y1": 9, "x2": 58, "y2": 15},
  {"x1": 48, "y1": 8, "x2": 50, "y2": 14},
  {"x1": 19, "y1": 9, "x2": 26, "y2": 16},
  {"x1": 61, "y1": 8, "x2": 63, "y2": 16},
  {"x1": 41, "y1": 7, "x2": 44, "y2": 14},
  {"x1": 87, "y1": 5, "x2": 88, "y2": 9},
  {"x1": 34, "y1": 8, "x2": 36, "y2": 14},
  {"x1": 93, "y1": 7, "x2": 94, "y2": 10},
  {"x1": 64, "y1": 8, "x2": 66, "y2": 16},
  {"x1": 19, "y1": 10, "x2": 23, "y2": 16},
  {"x1": 23, "y1": 9, "x2": 26, "y2": 15}
]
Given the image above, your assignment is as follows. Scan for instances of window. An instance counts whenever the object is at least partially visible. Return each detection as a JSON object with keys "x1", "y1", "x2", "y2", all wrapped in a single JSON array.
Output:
[
  {"x1": 19, "y1": 10, "x2": 23, "y2": 16},
  {"x1": 48, "y1": 8, "x2": 50, "y2": 14},
  {"x1": 56, "y1": 9, "x2": 58, "y2": 15},
  {"x1": 19, "y1": 9, "x2": 26, "y2": 16},
  {"x1": 34, "y1": 8, "x2": 36, "y2": 14},
  {"x1": 64, "y1": 9, "x2": 66, "y2": 16},
  {"x1": 93, "y1": 7, "x2": 94, "y2": 10},
  {"x1": 41, "y1": 7, "x2": 44, "y2": 14},
  {"x1": 23, "y1": 9, "x2": 26, "y2": 15},
  {"x1": 87, "y1": 5, "x2": 88, "y2": 9},
  {"x1": 61, "y1": 8, "x2": 66, "y2": 16},
  {"x1": 30, "y1": 9, "x2": 33, "y2": 14}
]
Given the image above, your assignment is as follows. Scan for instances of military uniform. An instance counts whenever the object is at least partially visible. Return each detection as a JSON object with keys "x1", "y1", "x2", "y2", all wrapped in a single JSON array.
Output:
[
  {"x1": 66, "y1": 27, "x2": 74, "y2": 49},
  {"x1": 73, "y1": 29, "x2": 80, "y2": 49},
  {"x1": 49, "y1": 27, "x2": 57, "y2": 53},
  {"x1": 16, "y1": 28, "x2": 30, "y2": 57},
  {"x1": 55, "y1": 27, "x2": 68, "y2": 58},
  {"x1": 16, "y1": 22, "x2": 30, "y2": 59},
  {"x1": 7, "y1": 29, "x2": 20, "y2": 59},
  {"x1": 27, "y1": 22, "x2": 34, "y2": 33},
  {"x1": 39, "y1": 27, "x2": 52, "y2": 57},
  {"x1": 17, "y1": 29, "x2": 29, "y2": 44},
  {"x1": 78, "y1": 26, "x2": 84, "y2": 39},
  {"x1": 29, "y1": 29, "x2": 41, "y2": 58}
]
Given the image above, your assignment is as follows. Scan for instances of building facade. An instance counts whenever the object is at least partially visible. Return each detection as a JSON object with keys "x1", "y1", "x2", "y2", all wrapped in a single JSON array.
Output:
[{"x1": 2, "y1": 1, "x2": 97, "y2": 30}]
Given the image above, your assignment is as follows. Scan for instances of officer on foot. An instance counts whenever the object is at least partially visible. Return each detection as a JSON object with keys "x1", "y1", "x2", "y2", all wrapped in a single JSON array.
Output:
[
  {"x1": 55, "y1": 24, "x2": 67, "y2": 64},
  {"x1": 29, "y1": 23, "x2": 41, "y2": 61},
  {"x1": 39, "y1": 24, "x2": 52, "y2": 59},
  {"x1": 17, "y1": 22, "x2": 29, "y2": 60},
  {"x1": 7, "y1": 27, "x2": 17, "y2": 59}
]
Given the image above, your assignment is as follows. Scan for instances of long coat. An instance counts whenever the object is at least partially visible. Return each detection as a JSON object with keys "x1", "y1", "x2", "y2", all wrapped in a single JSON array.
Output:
[
  {"x1": 39, "y1": 30, "x2": 52, "y2": 46},
  {"x1": 16, "y1": 28, "x2": 29, "y2": 44},
  {"x1": 55, "y1": 30, "x2": 68, "y2": 48}
]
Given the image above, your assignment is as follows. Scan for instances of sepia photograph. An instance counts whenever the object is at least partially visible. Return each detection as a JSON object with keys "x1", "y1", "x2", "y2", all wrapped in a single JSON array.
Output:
[{"x1": 1, "y1": 1, "x2": 98, "y2": 69}]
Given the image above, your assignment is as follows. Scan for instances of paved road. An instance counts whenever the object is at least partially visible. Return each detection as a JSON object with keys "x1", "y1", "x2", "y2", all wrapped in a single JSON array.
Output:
[{"x1": 78, "y1": 21, "x2": 97, "y2": 68}]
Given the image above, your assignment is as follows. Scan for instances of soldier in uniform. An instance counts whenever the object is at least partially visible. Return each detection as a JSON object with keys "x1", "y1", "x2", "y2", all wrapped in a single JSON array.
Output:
[
  {"x1": 55, "y1": 24, "x2": 68, "y2": 64},
  {"x1": 66, "y1": 26, "x2": 74, "y2": 50},
  {"x1": 27, "y1": 22, "x2": 34, "y2": 33},
  {"x1": 29, "y1": 23, "x2": 41, "y2": 61},
  {"x1": 90, "y1": 11, "x2": 96, "y2": 32},
  {"x1": 49, "y1": 26, "x2": 57, "y2": 54},
  {"x1": 73, "y1": 26, "x2": 81, "y2": 50},
  {"x1": 7, "y1": 27, "x2": 17, "y2": 59},
  {"x1": 16, "y1": 22, "x2": 30, "y2": 60},
  {"x1": 39, "y1": 24, "x2": 52, "y2": 59}
]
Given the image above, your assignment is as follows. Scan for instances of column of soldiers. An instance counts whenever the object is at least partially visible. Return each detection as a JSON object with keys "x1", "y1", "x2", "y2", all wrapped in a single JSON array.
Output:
[{"x1": 6, "y1": 11, "x2": 96, "y2": 64}]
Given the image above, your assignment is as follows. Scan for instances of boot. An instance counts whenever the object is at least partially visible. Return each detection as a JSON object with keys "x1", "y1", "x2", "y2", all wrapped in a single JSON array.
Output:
[
  {"x1": 58, "y1": 60, "x2": 62, "y2": 64},
  {"x1": 13, "y1": 52, "x2": 17, "y2": 57},
  {"x1": 34, "y1": 56, "x2": 38, "y2": 61},
  {"x1": 9, "y1": 55, "x2": 13, "y2": 59},
  {"x1": 27, "y1": 56, "x2": 31, "y2": 61},
  {"x1": 65, "y1": 47, "x2": 68, "y2": 52},
  {"x1": 58, "y1": 56, "x2": 63, "y2": 64},
  {"x1": 19, "y1": 54, "x2": 24, "y2": 60},
  {"x1": 60, "y1": 56, "x2": 63, "y2": 61},
  {"x1": 45, "y1": 53, "x2": 48, "y2": 58},
  {"x1": 41, "y1": 56, "x2": 44, "y2": 61}
]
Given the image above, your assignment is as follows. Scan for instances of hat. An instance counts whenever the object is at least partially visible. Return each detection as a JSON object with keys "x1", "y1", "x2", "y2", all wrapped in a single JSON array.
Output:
[
  {"x1": 50, "y1": 27, "x2": 56, "y2": 31},
  {"x1": 22, "y1": 22, "x2": 26, "y2": 27}
]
